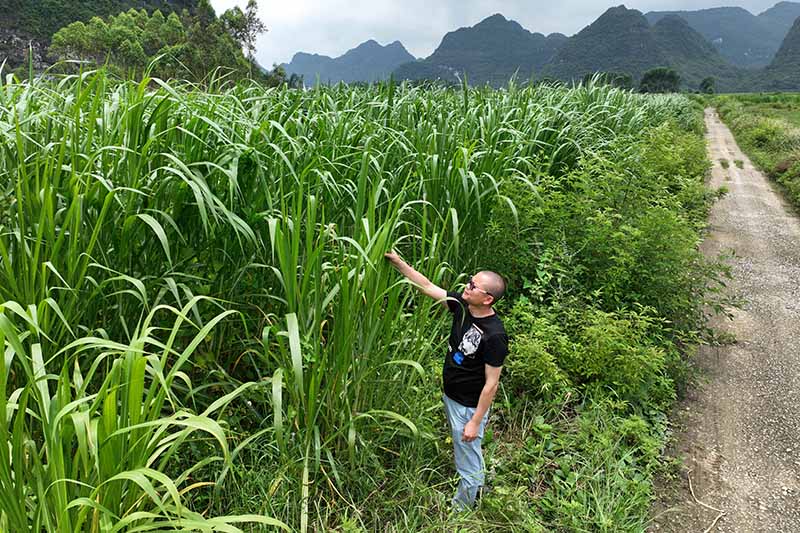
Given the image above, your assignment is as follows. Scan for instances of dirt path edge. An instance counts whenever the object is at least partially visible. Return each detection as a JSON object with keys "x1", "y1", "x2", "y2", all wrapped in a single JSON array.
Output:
[{"x1": 648, "y1": 108, "x2": 800, "y2": 533}]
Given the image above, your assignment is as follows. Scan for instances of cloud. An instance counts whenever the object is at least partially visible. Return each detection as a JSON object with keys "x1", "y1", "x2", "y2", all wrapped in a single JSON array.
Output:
[{"x1": 210, "y1": 0, "x2": 782, "y2": 67}]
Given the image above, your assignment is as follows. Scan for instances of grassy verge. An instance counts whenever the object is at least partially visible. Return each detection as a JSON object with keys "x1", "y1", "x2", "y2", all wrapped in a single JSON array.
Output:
[{"x1": 715, "y1": 94, "x2": 800, "y2": 207}]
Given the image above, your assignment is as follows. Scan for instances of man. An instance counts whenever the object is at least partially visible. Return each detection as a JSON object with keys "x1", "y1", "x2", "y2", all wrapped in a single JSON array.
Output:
[{"x1": 384, "y1": 251, "x2": 508, "y2": 510}]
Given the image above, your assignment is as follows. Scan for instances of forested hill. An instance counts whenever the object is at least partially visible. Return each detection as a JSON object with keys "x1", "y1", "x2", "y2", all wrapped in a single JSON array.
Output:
[
  {"x1": 645, "y1": 2, "x2": 800, "y2": 68},
  {"x1": 541, "y1": 6, "x2": 749, "y2": 91},
  {"x1": 544, "y1": 6, "x2": 667, "y2": 82},
  {"x1": 1, "y1": 0, "x2": 198, "y2": 70},
  {"x1": 762, "y1": 16, "x2": 800, "y2": 89},
  {"x1": 3, "y1": 0, "x2": 197, "y2": 40},
  {"x1": 648, "y1": 15, "x2": 747, "y2": 92},
  {"x1": 395, "y1": 14, "x2": 567, "y2": 86},
  {"x1": 282, "y1": 40, "x2": 415, "y2": 85}
]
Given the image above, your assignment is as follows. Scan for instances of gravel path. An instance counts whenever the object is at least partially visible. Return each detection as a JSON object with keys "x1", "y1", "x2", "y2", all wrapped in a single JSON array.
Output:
[{"x1": 650, "y1": 109, "x2": 800, "y2": 532}]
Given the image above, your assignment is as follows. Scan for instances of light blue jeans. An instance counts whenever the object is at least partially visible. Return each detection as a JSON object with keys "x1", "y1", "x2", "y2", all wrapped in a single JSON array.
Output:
[{"x1": 443, "y1": 394, "x2": 490, "y2": 510}]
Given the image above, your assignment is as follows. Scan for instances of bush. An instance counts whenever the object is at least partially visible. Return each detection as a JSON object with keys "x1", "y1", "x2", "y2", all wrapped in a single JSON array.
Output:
[
  {"x1": 639, "y1": 67, "x2": 681, "y2": 94},
  {"x1": 572, "y1": 308, "x2": 675, "y2": 412},
  {"x1": 504, "y1": 302, "x2": 574, "y2": 401},
  {"x1": 504, "y1": 302, "x2": 676, "y2": 415}
]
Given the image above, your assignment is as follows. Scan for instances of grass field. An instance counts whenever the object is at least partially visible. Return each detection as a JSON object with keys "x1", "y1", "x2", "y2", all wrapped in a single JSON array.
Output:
[
  {"x1": 725, "y1": 95, "x2": 800, "y2": 127},
  {"x1": 716, "y1": 93, "x2": 800, "y2": 207},
  {"x1": 0, "y1": 70, "x2": 728, "y2": 531}
]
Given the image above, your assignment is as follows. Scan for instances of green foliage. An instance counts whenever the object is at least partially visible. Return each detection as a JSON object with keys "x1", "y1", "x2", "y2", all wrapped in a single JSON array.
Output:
[
  {"x1": 573, "y1": 309, "x2": 674, "y2": 411},
  {"x1": 484, "y1": 404, "x2": 664, "y2": 532},
  {"x1": 639, "y1": 67, "x2": 681, "y2": 93},
  {"x1": 584, "y1": 71, "x2": 635, "y2": 90},
  {"x1": 504, "y1": 301, "x2": 676, "y2": 414},
  {"x1": 486, "y1": 113, "x2": 717, "y2": 335},
  {"x1": 700, "y1": 76, "x2": 716, "y2": 94},
  {"x1": 47, "y1": 6, "x2": 283, "y2": 84},
  {"x1": 0, "y1": 72, "x2": 725, "y2": 531},
  {"x1": 717, "y1": 95, "x2": 800, "y2": 207},
  {"x1": 0, "y1": 300, "x2": 288, "y2": 531},
  {"x1": 504, "y1": 302, "x2": 575, "y2": 400},
  {"x1": 220, "y1": 0, "x2": 266, "y2": 61}
]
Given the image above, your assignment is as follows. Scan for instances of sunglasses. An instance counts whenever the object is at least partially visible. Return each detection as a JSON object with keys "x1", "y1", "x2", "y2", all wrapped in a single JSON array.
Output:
[{"x1": 466, "y1": 277, "x2": 494, "y2": 298}]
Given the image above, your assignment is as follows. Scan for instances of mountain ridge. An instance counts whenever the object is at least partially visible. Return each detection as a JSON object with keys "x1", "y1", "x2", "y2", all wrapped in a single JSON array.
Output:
[
  {"x1": 285, "y1": 3, "x2": 800, "y2": 91},
  {"x1": 282, "y1": 39, "x2": 415, "y2": 85},
  {"x1": 394, "y1": 13, "x2": 568, "y2": 85},
  {"x1": 544, "y1": 6, "x2": 668, "y2": 82},
  {"x1": 645, "y1": 2, "x2": 800, "y2": 67},
  {"x1": 761, "y1": 15, "x2": 800, "y2": 89}
]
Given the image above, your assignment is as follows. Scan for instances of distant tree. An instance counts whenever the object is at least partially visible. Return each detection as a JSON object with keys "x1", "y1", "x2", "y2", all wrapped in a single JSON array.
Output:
[
  {"x1": 50, "y1": 22, "x2": 90, "y2": 60},
  {"x1": 287, "y1": 72, "x2": 304, "y2": 89},
  {"x1": 699, "y1": 76, "x2": 716, "y2": 94},
  {"x1": 639, "y1": 67, "x2": 681, "y2": 93},
  {"x1": 108, "y1": 12, "x2": 139, "y2": 50},
  {"x1": 221, "y1": 0, "x2": 267, "y2": 65},
  {"x1": 264, "y1": 64, "x2": 287, "y2": 87},
  {"x1": 87, "y1": 17, "x2": 112, "y2": 57},
  {"x1": 161, "y1": 13, "x2": 186, "y2": 46},
  {"x1": 195, "y1": 0, "x2": 217, "y2": 26},
  {"x1": 143, "y1": 10, "x2": 166, "y2": 56},
  {"x1": 116, "y1": 39, "x2": 147, "y2": 71}
]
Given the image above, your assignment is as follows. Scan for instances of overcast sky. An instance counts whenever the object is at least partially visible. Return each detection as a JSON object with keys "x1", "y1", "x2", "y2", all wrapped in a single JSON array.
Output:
[{"x1": 209, "y1": 0, "x2": 782, "y2": 67}]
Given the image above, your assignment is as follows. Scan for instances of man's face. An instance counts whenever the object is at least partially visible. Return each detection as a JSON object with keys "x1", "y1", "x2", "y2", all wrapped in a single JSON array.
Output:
[{"x1": 461, "y1": 272, "x2": 494, "y2": 307}]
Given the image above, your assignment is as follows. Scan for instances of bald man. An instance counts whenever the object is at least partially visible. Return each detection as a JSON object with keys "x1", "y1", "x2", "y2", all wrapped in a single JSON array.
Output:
[{"x1": 384, "y1": 252, "x2": 509, "y2": 510}]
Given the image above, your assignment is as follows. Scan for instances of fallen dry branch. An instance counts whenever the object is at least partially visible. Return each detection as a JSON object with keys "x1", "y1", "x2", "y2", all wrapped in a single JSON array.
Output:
[{"x1": 687, "y1": 469, "x2": 726, "y2": 533}]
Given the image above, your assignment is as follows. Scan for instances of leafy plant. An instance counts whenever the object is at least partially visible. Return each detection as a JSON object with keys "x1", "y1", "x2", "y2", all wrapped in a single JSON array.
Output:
[{"x1": 0, "y1": 298, "x2": 287, "y2": 531}]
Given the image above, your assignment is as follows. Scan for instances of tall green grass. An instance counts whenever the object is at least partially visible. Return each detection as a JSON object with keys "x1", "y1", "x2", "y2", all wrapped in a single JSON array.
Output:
[{"x1": 0, "y1": 68, "x2": 703, "y2": 530}]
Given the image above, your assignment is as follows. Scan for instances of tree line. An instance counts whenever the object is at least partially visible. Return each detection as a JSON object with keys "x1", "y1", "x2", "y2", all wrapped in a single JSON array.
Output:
[
  {"x1": 47, "y1": 0, "x2": 300, "y2": 86},
  {"x1": 582, "y1": 69, "x2": 716, "y2": 94}
]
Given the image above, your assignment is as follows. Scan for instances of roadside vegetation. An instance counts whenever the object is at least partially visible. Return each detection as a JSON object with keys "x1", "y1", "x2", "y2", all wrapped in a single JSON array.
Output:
[
  {"x1": 716, "y1": 93, "x2": 800, "y2": 207},
  {"x1": 0, "y1": 68, "x2": 727, "y2": 531}
]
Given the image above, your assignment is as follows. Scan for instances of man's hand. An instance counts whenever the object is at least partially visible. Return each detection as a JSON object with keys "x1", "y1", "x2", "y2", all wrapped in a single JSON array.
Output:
[
  {"x1": 384, "y1": 250, "x2": 447, "y2": 304},
  {"x1": 460, "y1": 365, "x2": 502, "y2": 443},
  {"x1": 462, "y1": 419, "x2": 480, "y2": 443},
  {"x1": 384, "y1": 251, "x2": 401, "y2": 264}
]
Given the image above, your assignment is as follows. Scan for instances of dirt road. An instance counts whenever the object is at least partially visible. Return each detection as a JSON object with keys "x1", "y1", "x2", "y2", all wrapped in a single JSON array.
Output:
[{"x1": 650, "y1": 109, "x2": 800, "y2": 532}]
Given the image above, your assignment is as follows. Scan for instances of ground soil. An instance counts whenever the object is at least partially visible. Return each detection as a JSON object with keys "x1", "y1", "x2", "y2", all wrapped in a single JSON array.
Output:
[{"x1": 649, "y1": 109, "x2": 800, "y2": 532}]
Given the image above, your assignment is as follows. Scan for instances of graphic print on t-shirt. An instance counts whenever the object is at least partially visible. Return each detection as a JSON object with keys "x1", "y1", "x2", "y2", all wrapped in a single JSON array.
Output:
[{"x1": 453, "y1": 324, "x2": 483, "y2": 365}]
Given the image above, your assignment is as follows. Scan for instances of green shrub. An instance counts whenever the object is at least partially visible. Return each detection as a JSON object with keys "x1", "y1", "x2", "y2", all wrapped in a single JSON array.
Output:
[
  {"x1": 568, "y1": 308, "x2": 674, "y2": 412},
  {"x1": 505, "y1": 301, "x2": 676, "y2": 414},
  {"x1": 488, "y1": 404, "x2": 664, "y2": 532},
  {"x1": 504, "y1": 302, "x2": 574, "y2": 401}
]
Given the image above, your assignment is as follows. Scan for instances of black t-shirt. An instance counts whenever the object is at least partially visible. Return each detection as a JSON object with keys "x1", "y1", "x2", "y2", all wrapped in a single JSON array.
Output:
[{"x1": 443, "y1": 291, "x2": 509, "y2": 407}]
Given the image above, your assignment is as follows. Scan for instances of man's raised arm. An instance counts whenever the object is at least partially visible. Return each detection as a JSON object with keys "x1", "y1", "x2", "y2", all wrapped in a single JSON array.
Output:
[{"x1": 384, "y1": 251, "x2": 448, "y2": 306}]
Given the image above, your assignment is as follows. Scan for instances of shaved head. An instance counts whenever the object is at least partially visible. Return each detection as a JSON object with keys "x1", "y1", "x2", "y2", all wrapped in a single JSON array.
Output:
[{"x1": 477, "y1": 271, "x2": 506, "y2": 304}]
